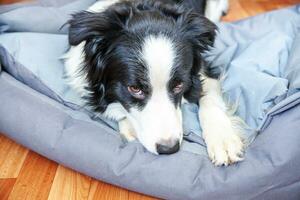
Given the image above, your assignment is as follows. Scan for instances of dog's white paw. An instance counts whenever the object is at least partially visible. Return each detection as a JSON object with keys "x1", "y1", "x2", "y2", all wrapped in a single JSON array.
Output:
[
  {"x1": 119, "y1": 118, "x2": 136, "y2": 142},
  {"x1": 204, "y1": 121, "x2": 245, "y2": 166},
  {"x1": 199, "y1": 76, "x2": 245, "y2": 166}
]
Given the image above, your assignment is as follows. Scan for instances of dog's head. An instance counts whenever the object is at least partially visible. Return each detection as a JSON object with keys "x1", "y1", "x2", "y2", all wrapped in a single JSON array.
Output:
[{"x1": 68, "y1": 0, "x2": 216, "y2": 154}]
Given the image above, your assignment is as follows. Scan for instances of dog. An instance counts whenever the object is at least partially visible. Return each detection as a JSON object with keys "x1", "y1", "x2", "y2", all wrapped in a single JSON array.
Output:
[{"x1": 64, "y1": 0, "x2": 245, "y2": 166}]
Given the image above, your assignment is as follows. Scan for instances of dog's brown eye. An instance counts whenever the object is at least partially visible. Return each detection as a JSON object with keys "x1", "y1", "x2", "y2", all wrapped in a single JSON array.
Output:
[
  {"x1": 173, "y1": 82, "x2": 184, "y2": 94},
  {"x1": 128, "y1": 86, "x2": 141, "y2": 93},
  {"x1": 128, "y1": 86, "x2": 145, "y2": 99}
]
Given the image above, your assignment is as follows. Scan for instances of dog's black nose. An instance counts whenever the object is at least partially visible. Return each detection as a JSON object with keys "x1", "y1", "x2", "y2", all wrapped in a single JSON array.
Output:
[{"x1": 156, "y1": 140, "x2": 180, "y2": 155}]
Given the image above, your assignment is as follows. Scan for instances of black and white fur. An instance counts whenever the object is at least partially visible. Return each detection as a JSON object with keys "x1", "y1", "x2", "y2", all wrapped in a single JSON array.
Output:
[{"x1": 64, "y1": 0, "x2": 244, "y2": 166}]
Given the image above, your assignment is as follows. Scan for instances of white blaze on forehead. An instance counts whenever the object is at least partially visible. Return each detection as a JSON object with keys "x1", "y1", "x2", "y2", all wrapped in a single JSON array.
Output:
[
  {"x1": 141, "y1": 35, "x2": 175, "y2": 88},
  {"x1": 130, "y1": 35, "x2": 182, "y2": 154}
]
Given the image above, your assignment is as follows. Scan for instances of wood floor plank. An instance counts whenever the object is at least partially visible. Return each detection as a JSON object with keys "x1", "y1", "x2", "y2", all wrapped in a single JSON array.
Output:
[
  {"x1": 222, "y1": 0, "x2": 249, "y2": 21},
  {"x1": 47, "y1": 165, "x2": 91, "y2": 200},
  {"x1": 0, "y1": 178, "x2": 16, "y2": 200},
  {"x1": 8, "y1": 151, "x2": 58, "y2": 200},
  {"x1": 259, "y1": 1, "x2": 296, "y2": 11},
  {"x1": 240, "y1": 0, "x2": 266, "y2": 16},
  {"x1": 88, "y1": 179, "x2": 129, "y2": 200},
  {"x1": 0, "y1": 134, "x2": 29, "y2": 178},
  {"x1": 0, "y1": 0, "x2": 33, "y2": 5}
]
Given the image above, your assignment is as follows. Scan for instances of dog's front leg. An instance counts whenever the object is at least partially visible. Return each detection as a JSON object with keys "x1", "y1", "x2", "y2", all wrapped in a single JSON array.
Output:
[
  {"x1": 119, "y1": 118, "x2": 136, "y2": 142},
  {"x1": 199, "y1": 76, "x2": 245, "y2": 166},
  {"x1": 103, "y1": 103, "x2": 137, "y2": 142}
]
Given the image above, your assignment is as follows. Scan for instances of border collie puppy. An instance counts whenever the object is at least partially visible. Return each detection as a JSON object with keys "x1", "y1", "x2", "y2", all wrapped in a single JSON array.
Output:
[{"x1": 64, "y1": 0, "x2": 244, "y2": 166}]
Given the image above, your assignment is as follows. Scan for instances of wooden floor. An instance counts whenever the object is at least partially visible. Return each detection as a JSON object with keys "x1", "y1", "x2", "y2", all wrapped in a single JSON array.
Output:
[{"x1": 1, "y1": 0, "x2": 300, "y2": 199}]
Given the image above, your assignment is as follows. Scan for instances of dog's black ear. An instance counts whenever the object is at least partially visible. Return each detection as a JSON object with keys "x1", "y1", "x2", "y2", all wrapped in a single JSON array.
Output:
[
  {"x1": 181, "y1": 12, "x2": 218, "y2": 103},
  {"x1": 179, "y1": 11, "x2": 217, "y2": 52},
  {"x1": 68, "y1": 2, "x2": 133, "y2": 45},
  {"x1": 68, "y1": 11, "x2": 101, "y2": 46},
  {"x1": 67, "y1": 3, "x2": 134, "y2": 112}
]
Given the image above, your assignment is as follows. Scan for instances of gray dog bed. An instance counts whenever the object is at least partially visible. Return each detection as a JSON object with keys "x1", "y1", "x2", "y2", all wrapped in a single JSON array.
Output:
[{"x1": 1, "y1": 1, "x2": 300, "y2": 199}]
